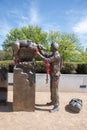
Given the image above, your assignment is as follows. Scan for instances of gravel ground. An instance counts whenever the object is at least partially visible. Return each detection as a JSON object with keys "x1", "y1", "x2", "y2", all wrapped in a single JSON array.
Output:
[{"x1": 0, "y1": 91, "x2": 87, "y2": 130}]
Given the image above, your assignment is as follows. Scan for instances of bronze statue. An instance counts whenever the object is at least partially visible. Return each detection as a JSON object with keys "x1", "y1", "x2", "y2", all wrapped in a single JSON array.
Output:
[
  {"x1": 12, "y1": 39, "x2": 61, "y2": 112},
  {"x1": 12, "y1": 40, "x2": 38, "y2": 111},
  {"x1": 37, "y1": 42, "x2": 61, "y2": 112},
  {"x1": 12, "y1": 40, "x2": 37, "y2": 62}
]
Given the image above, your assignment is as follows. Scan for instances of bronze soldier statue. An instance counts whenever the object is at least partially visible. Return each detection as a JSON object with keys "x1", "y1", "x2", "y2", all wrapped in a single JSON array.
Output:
[
  {"x1": 12, "y1": 39, "x2": 61, "y2": 112},
  {"x1": 37, "y1": 42, "x2": 61, "y2": 112}
]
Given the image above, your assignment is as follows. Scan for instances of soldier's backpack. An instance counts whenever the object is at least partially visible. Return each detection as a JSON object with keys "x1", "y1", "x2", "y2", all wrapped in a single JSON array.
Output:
[{"x1": 69, "y1": 98, "x2": 83, "y2": 113}]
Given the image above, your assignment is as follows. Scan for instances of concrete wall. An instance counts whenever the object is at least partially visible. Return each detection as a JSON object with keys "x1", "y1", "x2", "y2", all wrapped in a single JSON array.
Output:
[
  {"x1": 8, "y1": 73, "x2": 87, "y2": 92},
  {"x1": 36, "y1": 74, "x2": 87, "y2": 92},
  {"x1": 59, "y1": 74, "x2": 87, "y2": 92}
]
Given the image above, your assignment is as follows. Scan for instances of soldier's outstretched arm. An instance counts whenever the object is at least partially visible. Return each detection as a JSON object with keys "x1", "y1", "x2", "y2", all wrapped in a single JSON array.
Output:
[
  {"x1": 37, "y1": 44, "x2": 47, "y2": 56},
  {"x1": 37, "y1": 51, "x2": 47, "y2": 61},
  {"x1": 37, "y1": 51, "x2": 60, "y2": 64}
]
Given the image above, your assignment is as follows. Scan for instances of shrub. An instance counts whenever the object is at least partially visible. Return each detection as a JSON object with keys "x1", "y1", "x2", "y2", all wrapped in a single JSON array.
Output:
[
  {"x1": 0, "y1": 60, "x2": 13, "y2": 70},
  {"x1": 61, "y1": 62, "x2": 77, "y2": 74},
  {"x1": 8, "y1": 63, "x2": 14, "y2": 72},
  {"x1": 0, "y1": 60, "x2": 87, "y2": 74},
  {"x1": 76, "y1": 63, "x2": 87, "y2": 74},
  {"x1": 35, "y1": 61, "x2": 46, "y2": 73},
  {"x1": 0, "y1": 60, "x2": 46, "y2": 73}
]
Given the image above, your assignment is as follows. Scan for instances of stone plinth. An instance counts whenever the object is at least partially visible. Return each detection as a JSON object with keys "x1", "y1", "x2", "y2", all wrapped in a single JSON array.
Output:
[
  {"x1": 0, "y1": 68, "x2": 8, "y2": 103},
  {"x1": 13, "y1": 64, "x2": 35, "y2": 111}
]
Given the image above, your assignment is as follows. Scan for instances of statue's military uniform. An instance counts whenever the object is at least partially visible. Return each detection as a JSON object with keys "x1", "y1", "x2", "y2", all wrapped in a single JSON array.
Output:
[
  {"x1": 49, "y1": 51, "x2": 60, "y2": 107},
  {"x1": 37, "y1": 42, "x2": 61, "y2": 112}
]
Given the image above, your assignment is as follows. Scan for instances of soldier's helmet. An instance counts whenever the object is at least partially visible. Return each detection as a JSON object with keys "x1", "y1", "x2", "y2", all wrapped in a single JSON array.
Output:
[{"x1": 51, "y1": 42, "x2": 59, "y2": 51}]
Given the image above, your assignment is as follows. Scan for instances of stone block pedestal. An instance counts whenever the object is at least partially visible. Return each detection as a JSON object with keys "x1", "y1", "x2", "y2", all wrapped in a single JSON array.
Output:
[{"x1": 13, "y1": 65, "x2": 35, "y2": 111}]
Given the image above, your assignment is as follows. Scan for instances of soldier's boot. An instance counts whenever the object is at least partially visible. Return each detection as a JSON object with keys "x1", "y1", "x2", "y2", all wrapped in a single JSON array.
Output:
[
  {"x1": 46, "y1": 102, "x2": 54, "y2": 106},
  {"x1": 49, "y1": 105, "x2": 59, "y2": 113}
]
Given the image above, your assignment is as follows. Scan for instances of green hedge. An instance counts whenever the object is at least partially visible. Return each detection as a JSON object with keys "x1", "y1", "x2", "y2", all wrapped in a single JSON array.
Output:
[
  {"x1": 61, "y1": 62, "x2": 77, "y2": 74},
  {"x1": 35, "y1": 61, "x2": 46, "y2": 73},
  {"x1": 0, "y1": 60, "x2": 87, "y2": 74},
  {"x1": 76, "y1": 63, "x2": 87, "y2": 74},
  {"x1": 0, "y1": 60, "x2": 13, "y2": 69},
  {"x1": 0, "y1": 60, "x2": 14, "y2": 72}
]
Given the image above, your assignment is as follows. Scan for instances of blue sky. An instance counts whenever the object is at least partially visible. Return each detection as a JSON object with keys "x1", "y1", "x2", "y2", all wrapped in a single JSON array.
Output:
[{"x1": 0, "y1": 0, "x2": 87, "y2": 50}]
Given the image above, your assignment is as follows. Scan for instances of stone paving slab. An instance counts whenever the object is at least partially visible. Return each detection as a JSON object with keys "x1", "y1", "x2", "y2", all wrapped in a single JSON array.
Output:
[{"x1": 0, "y1": 91, "x2": 87, "y2": 130}]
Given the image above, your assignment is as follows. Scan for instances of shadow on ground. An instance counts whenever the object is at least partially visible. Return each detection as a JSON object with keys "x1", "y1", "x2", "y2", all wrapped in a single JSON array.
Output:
[
  {"x1": 0, "y1": 102, "x2": 13, "y2": 112},
  {"x1": 35, "y1": 104, "x2": 51, "y2": 111}
]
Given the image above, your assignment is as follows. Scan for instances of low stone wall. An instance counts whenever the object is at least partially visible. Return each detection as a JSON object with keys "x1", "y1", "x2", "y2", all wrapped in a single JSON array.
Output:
[
  {"x1": 8, "y1": 73, "x2": 87, "y2": 92},
  {"x1": 59, "y1": 74, "x2": 87, "y2": 92}
]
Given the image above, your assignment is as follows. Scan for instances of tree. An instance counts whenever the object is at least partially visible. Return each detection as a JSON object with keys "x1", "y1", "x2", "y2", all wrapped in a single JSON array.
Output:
[
  {"x1": 78, "y1": 51, "x2": 87, "y2": 62},
  {"x1": 59, "y1": 33, "x2": 83, "y2": 62},
  {"x1": 0, "y1": 47, "x2": 13, "y2": 60},
  {"x1": 2, "y1": 25, "x2": 47, "y2": 50},
  {"x1": 47, "y1": 31, "x2": 86, "y2": 62},
  {"x1": 0, "y1": 50, "x2": 6, "y2": 60},
  {"x1": 2, "y1": 26, "x2": 87, "y2": 62}
]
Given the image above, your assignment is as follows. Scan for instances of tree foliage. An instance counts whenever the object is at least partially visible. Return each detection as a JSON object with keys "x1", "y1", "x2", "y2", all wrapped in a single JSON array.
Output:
[
  {"x1": 47, "y1": 31, "x2": 87, "y2": 62},
  {"x1": 0, "y1": 47, "x2": 13, "y2": 60},
  {"x1": 1, "y1": 25, "x2": 87, "y2": 62},
  {"x1": 2, "y1": 25, "x2": 47, "y2": 50}
]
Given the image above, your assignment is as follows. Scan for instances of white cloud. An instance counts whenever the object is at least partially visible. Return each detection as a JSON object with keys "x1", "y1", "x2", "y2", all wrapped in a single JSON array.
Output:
[
  {"x1": 0, "y1": 0, "x2": 41, "y2": 41},
  {"x1": 0, "y1": 21, "x2": 11, "y2": 36},
  {"x1": 66, "y1": 9, "x2": 77, "y2": 15},
  {"x1": 73, "y1": 18, "x2": 87, "y2": 34},
  {"x1": 0, "y1": 20, "x2": 12, "y2": 49},
  {"x1": 7, "y1": 10, "x2": 19, "y2": 17},
  {"x1": 18, "y1": 1, "x2": 40, "y2": 27},
  {"x1": 29, "y1": 7, "x2": 39, "y2": 25},
  {"x1": 72, "y1": 17, "x2": 87, "y2": 49},
  {"x1": 21, "y1": 16, "x2": 28, "y2": 21},
  {"x1": 29, "y1": 1, "x2": 40, "y2": 25},
  {"x1": 42, "y1": 23, "x2": 60, "y2": 33},
  {"x1": 66, "y1": 9, "x2": 87, "y2": 49}
]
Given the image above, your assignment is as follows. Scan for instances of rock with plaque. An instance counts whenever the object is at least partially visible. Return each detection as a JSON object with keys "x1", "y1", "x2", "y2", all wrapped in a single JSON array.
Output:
[{"x1": 12, "y1": 40, "x2": 37, "y2": 111}]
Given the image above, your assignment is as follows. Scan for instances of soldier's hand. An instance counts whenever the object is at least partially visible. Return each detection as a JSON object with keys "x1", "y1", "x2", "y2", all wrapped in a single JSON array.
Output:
[{"x1": 37, "y1": 44, "x2": 46, "y2": 50}]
